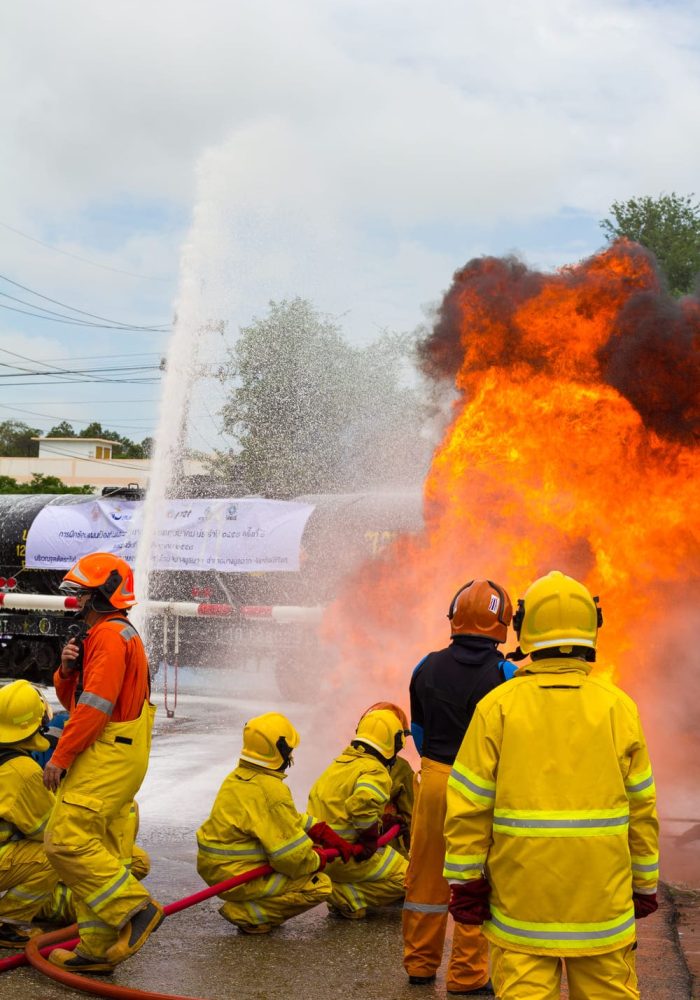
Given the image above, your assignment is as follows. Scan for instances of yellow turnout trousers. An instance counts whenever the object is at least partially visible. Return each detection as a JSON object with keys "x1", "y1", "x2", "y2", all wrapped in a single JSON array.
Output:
[
  {"x1": 403, "y1": 758, "x2": 489, "y2": 992},
  {"x1": 326, "y1": 844, "x2": 406, "y2": 915},
  {"x1": 44, "y1": 702, "x2": 155, "y2": 959},
  {"x1": 217, "y1": 869, "x2": 332, "y2": 929},
  {"x1": 490, "y1": 942, "x2": 639, "y2": 999},
  {"x1": 0, "y1": 840, "x2": 59, "y2": 925}
]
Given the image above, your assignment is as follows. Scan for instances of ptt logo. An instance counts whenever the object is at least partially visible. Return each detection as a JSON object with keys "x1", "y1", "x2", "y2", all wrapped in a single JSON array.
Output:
[{"x1": 166, "y1": 509, "x2": 193, "y2": 521}]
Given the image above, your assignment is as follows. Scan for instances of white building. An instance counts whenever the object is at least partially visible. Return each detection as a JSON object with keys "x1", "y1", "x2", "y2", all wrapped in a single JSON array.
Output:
[{"x1": 33, "y1": 436, "x2": 115, "y2": 460}]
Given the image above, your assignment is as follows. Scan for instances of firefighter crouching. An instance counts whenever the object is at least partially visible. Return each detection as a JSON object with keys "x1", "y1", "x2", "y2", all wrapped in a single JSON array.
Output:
[
  {"x1": 444, "y1": 571, "x2": 659, "y2": 1000},
  {"x1": 403, "y1": 579, "x2": 514, "y2": 996},
  {"x1": 0, "y1": 680, "x2": 59, "y2": 947},
  {"x1": 43, "y1": 553, "x2": 163, "y2": 975},
  {"x1": 307, "y1": 709, "x2": 408, "y2": 919},
  {"x1": 361, "y1": 702, "x2": 414, "y2": 860},
  {"x1": 197, "y1": 713, "x2": 336, "y2": 934}
]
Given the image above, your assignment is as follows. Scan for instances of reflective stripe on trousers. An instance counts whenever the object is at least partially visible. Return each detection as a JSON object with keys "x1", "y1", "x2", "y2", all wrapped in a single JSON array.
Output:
[
  {"x1": 44, "y1": 701, "x2": 156, "y2": 957},
  {"x1": 402, "y1": 758, "x2": 489, "y2": 993}
]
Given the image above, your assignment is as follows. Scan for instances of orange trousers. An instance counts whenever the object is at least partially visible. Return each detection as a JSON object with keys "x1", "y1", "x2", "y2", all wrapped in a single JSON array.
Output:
[{"x1": 402, "y1": 758, "x2": 489, "y2": 992}]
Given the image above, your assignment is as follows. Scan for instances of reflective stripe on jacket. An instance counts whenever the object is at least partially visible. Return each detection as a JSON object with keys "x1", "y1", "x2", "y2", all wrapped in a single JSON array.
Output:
[
  {"x1": 53, "y1": 616, "x2": 150, "y2": 771},
  {"x1": 307, "y1": 744, "x2": 392, "y2": 839},
  {"x1": 196, "y1": 762, "x2": 321, "y2": 884},
  {"x1": 444, "y1": 658, "x2": 659, "y2": 957}
]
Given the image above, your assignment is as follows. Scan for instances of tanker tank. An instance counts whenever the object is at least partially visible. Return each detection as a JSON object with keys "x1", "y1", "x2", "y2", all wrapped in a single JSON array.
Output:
[{"x1": 0, "y1": 488, "x2": 422, "y2": 691}]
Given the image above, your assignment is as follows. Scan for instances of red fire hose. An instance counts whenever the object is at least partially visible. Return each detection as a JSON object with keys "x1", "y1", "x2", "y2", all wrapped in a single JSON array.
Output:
[{"x1": 8, "y1": 825, "x2": 401, "y2": 1000}]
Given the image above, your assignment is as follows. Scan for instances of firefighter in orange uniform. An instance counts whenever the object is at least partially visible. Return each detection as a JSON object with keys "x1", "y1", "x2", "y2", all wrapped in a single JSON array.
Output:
[
  {"x1": 43, "y1": 553, "x2": 163, "y2": 974},
  {"x1": 403, "y1": 579, "x2": 515, "y2": 996}
]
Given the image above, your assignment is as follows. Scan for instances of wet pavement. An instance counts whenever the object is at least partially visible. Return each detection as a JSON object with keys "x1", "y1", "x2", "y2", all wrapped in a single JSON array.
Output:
[{"x1": 1, "y1": 668, "x2": 697, "y2": 999}]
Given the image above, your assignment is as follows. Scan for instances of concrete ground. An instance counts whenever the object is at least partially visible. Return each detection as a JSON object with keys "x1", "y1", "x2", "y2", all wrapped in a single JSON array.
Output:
[{"x1": 0, "y1": 666, "x2": 696, "y2": 999}]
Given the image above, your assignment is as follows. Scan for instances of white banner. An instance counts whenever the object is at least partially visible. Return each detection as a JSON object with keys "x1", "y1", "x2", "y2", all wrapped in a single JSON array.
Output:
[{"x1": 25, "y1": 498, "x2": 314, "y2": 573}]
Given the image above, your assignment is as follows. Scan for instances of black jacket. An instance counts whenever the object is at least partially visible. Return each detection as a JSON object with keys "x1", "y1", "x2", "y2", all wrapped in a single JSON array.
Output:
[{"x1": 410, "y1": 636, "x2": 506, "y2": 765}]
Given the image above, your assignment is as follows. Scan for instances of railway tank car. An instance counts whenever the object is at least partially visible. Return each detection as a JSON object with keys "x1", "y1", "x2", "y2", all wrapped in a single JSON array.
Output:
[{"x1": 0, "y1": 487, "x2": 423, "y2": 693}]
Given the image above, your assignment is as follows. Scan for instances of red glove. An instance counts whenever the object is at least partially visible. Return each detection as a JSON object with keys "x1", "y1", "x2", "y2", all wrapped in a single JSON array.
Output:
[
  {"x1": 311, "y1": 846, "x2": 328, "y2": 871},
  {"x1": 307, "y1": 822, "x2": 355, "y2": 863},
  {"x1": 353, "y1": 822, "x2": 380, "y2": 862},
  {"x1": 633, "y1": 891, "x2": 658, "y2": 918},
  {"x1": 448, "y1": 877, "x2": 491, "y2": 925},
  {"x1": 381, "y1": 811, "x2": 409, "y2": 841}
]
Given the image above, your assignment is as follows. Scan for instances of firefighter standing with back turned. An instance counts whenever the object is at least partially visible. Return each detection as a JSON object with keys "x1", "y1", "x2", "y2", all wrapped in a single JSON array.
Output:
[
  {"x1": 444, "y1": 571, "x2": 659, "y2": 1000},
  {"x1": 403, "y1": 579, "x2": 515, "y2": 996},
  {"x1": 43, "y1": 553, "x2": 163, "y2": 974}
]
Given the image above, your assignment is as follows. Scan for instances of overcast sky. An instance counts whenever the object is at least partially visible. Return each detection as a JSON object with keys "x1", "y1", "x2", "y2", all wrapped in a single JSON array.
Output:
[{"x1": 1, "y1": 0, "x2": 699, "y2": 448}]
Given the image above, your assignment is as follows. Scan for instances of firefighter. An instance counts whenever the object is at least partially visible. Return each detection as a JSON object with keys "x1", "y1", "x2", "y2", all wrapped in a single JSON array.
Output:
[
  {"x1": 361, "y1": 702, "x2": 414, "y2": 859},
  {"x1": 0, "y1": 680, "x2": 59, "y2": 947},
  {"x1": 307, "y1": 708, "x2": 408, "y2": 918},
  {"x1": 444, "y1": 571, "x2": 659, "y2": 1000},
  {"x1": 43, "y1": 553, "x2": 162, "y2": 975},
  {"x1": 197, "y1": 712, "x2": 337, "y2": 933},
  {"x1": 403, "y1": 579, "x2": 515, "y2": 996}
]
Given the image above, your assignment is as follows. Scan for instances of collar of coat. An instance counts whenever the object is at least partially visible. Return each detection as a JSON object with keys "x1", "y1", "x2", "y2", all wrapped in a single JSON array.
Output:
[{"x1": 515, "y1": 656, "x2": 593, "y2": 678}]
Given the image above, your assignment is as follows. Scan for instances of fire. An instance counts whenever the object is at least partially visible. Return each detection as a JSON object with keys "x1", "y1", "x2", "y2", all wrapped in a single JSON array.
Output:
[{"x1": 323, "y1": 241, "x2": 700, "y2": 733}]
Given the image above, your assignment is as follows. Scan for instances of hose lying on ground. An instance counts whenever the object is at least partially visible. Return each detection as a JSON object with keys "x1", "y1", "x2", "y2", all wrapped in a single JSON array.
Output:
[{"x1": 7, "y1": 824, "x2": 402, "y2": 1000}]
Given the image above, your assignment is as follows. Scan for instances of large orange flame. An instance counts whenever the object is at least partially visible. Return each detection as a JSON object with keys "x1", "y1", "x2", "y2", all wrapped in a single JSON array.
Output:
[{"x1": 323, "y1": 241, "x2": 700, "y2": 751}]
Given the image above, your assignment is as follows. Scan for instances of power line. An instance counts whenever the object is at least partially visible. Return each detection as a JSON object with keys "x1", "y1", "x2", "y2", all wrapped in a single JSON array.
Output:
[
  {"x1": 0, "y1": 402, "x2": 156, "y2": 430},
  {"x1": 0, "y1": 272, "x2": 171, "y2": 330},
  {"x1": 24, "y1": 443, "x2": 155, "y2": 471},
  {"x1": 0, "y1": 301, "x2": 169, "y2": 332},
  {"x1": 0, "y1": 364, "x2": 161, "y2": 379},
  {"x1": 0, "y1": 219, "x2": 171, "y2": 282},
  {"x1": 0, "y1": 378, "x2": 160, "y2": 386}
]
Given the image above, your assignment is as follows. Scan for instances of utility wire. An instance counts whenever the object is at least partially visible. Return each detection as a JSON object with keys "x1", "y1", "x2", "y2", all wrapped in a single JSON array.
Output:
[
  {"x1": 0, "y1": 272, "x2": 171, "y2": 329},
  {"x1": 0, "y1": 301, "x2": 169, "y2": 332},
  {"x1": 0, "y1": 401, "x2": 156, "y2": 430},
  {"x1": 0, "y1": 220, "x2": 170, "y2": 282},
  {"x1": 0, "y1": 378, "x2": 160, "y2": 386}
]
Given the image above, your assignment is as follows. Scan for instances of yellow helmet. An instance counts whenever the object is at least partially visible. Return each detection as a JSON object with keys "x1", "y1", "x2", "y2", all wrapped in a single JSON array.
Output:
[
  {"x1": 354, "y1": 708, "x2": 406, "y2": 762},
  {"x1": 0, "y1": 680, "x2": 50, "y2": 751},
  {"x1": 514, "y1": 570, "x2": 603, "y2": 655},
  {"x1": 240, "y1": 712, "x2": 300, "y2": 771}
]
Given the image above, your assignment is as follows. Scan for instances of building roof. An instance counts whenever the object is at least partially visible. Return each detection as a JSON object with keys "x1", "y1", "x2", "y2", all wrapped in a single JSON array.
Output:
[{"x1": 32, "y1": 437, "x2": 116, "y2": 445}]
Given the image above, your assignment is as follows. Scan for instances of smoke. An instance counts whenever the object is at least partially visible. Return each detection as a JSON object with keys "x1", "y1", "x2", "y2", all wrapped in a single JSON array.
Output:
[
  {"x1": 418, "y1": 239, "x2": 700, "y2": 445},
  {"x1": 599, "y1": 291, "x2": 700, "y2": 444}
]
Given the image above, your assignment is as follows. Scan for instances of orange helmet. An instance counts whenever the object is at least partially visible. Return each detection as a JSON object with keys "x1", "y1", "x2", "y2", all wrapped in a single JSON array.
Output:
[
  {"x1": 60, "y1": 552, "x2": 136, "y2": 610},
  {"x1": 447, "y1": 579, "x2": 512, "y2": 643},
  {"x1": 363, "y1": 701, "x2": 409, "y2": 733}
]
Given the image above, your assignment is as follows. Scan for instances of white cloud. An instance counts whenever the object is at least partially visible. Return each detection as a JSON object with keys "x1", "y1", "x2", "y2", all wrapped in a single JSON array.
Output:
[{"x1": 0, "y1": 0, "x2": 698, "y2": 420}]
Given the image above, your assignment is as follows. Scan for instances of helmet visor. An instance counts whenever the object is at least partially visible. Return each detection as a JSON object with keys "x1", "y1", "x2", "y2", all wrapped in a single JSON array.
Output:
[{"x1": 59, "y1": 580, "x2": 92, "y2": 598}]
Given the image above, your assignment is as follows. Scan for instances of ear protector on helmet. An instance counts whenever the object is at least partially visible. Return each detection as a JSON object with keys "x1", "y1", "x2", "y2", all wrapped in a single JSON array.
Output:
[{"x1": 512, "y1": 595, "x2": 604, "y2": 637}]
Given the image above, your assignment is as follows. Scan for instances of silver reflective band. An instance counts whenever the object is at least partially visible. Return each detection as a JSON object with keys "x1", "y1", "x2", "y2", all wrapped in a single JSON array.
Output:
[
  {"x1": 197, "y1": 843, "x2": 266, "y2": 859},
  {"x1": 632, "y1": 861, "x2": 660, "y2": 872},
  {"x1": 444, "y1": 861, "x2": 483, "y2": 873},
  {"x1": 117, "y1": 624, "x2": 139, "y2": 642},
  {"x1": 489, "y1": 913, "x2": 635, "y2": 941},
  {"x1": 451, "y1": 769, "x2": 495, "y2": 799},
  {"x1": 495, "y1": 815, "x2": 629, "y2": 829},
  {"x1": 88, "y1": 869, "x2": 130, "y2": 909},
  {"x1": 269, "y1": 834, "x2": 308, "y2": 859},
  {"x1": 626, "y1": 775, "x2": 654, "y2": 793},
  {"x1": 78, "y1": 691, "x2": 114, "y2": 715},
  {"x1": 403, "y1": 901, "x2": 449, "y2": 913}
]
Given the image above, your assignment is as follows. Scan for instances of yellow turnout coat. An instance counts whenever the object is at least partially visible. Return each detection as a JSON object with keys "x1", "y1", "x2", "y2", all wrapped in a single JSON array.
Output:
[{"x1": 444, "y1": 657, "x2": 658, "y2": 957}]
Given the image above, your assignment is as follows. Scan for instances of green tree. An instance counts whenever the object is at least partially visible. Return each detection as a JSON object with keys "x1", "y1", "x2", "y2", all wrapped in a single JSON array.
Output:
[
  {"x1": 46, "y1": 420, "x2": 76, "y2": 437},
  {"x1": 600, "y1": 193, "x2": 700, "y2": 295},
  {"x1": 214, "y1": 297, "x2": 429, "y2": 497},
  {"x1": 0, "y1": 420, "x2": 41, "y2": 457},
  {"x1": 0, "y1": 473, "x2": 93, "y2": 494},
  {"x1": 80, "y1": 422, "x2": 147, "y2": 459}
]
